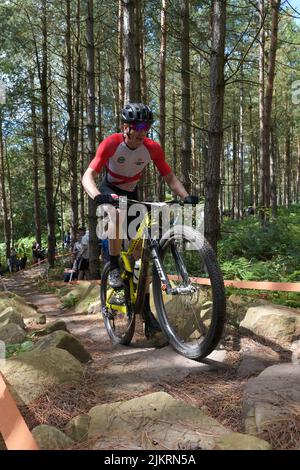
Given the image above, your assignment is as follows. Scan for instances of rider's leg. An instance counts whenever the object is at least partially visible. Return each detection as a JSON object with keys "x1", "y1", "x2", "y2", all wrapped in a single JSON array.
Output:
[{"x1": 106, "y1": 207, "x2": 127, "y2": 288}]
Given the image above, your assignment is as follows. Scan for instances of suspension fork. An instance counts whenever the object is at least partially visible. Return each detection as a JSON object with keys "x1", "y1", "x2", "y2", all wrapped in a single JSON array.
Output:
[
  {"x1": 150, "y1": 240, "x2": 175, "y2": 294},
  {"x1": 170, "y1": 240, "x2": 190, "y2": 286},
  {"x1": 150, "y1": 239, "x2": 191, "y2": 294},
  {"x1": 133, "y1": 239, "x2": 150, "y2": 316}
]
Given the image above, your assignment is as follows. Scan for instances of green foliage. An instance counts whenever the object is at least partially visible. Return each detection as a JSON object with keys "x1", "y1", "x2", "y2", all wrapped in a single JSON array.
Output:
[
  {"x1": 5, "y1": 340, "x2": 34, "y2": 358},
  {"x1": 219, "y1": 208, "x2": 300, "y2": 261},
  {"x1": 62, "y1": 293, "x2": 78, "y2": 308},
  {"x1": 219, "y1": 206, "x2": 300, "y2": 307}
]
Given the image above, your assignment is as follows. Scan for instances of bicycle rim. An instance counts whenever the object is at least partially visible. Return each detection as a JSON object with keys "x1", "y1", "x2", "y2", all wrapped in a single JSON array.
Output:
[
  {"x1": 153, "y1": 225, "x2": 226, "y2": 360},
  {"x1": 101, "y1": 262, "x2": 135, "y2": 345}
]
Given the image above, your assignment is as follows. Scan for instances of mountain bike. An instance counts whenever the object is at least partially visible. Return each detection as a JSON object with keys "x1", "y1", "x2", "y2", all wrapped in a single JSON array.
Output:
[{"x1": 100, "y1": 199, "x2": 226, "y2": 361}]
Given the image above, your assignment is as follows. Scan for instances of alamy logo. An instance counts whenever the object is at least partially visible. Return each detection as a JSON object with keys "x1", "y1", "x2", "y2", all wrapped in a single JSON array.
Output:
[
  {"x1": 292, "y1": 80, "x2": 300, "y2": 105},
  {"x1": 0, "y1": 80, "x2": 6, "y2": 104},
  {"x1": 96, "y1": 199, "x2": 204, "y2": 246}
]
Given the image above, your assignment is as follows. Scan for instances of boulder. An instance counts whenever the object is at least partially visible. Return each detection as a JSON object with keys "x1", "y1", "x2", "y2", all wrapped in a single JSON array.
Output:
[
  {"x1": 0, "y1": 347, "x2": 83, "y2": 405},
  {"x1": 60, "y1": 282, "x2": 92, "y2": 308},
  {"x1": 0, "y1": 307, "x2": 25, "y2": 329},
  {"x1": 0, "y1": 292, "x2": 38, "y2": 319},
  {"x1": 32, "y1": 425, "x2": 74, "y2": 450},
  {"x1": 74, "y1": 285, "x2": 100, "y2": 315},
  {"x1": 240, "y1": 304, "x2": 300, "y2": 343},
  {"x1": 33, "y1": 330, "x2": 91, "y2": 363},
  {"x1": 65, "y1": 415, "x2": 91, "y2": 442},
  {"x1": 214, "y1": 432, "x2": 271, "y2": 450},
  {"x1": 36, "y1": 314, "x2": 47, "y2": 325},
  {"x1": 33, "y1": 320, "x2": 69, "y2": 337},
  {"x1": 87, "y1": 300, "x2": 101, "y2": 315},
  {"x1": 243, "y1": 364, "x2": 300, "y2": 436},
  {"x1": 0, "y1": 323, "x2": 26, "y2": 344},
  {"x1": 88, "y1": 391, "x2": 251, "y2": 450},
  {"x1": 227, "y1": 295, "x2": 268, "y2": 325},
  {"x1": 291, "y1": 340, "x2": 300, "y2": 365},
  {"x1": 237, "y1": 338, "x2": 280, "y2": 378}
]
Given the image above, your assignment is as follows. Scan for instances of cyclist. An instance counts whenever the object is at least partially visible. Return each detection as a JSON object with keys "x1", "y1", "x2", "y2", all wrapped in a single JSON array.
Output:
[{"x1": 82, "y1": 102, "x2": 198, "y2": 335}]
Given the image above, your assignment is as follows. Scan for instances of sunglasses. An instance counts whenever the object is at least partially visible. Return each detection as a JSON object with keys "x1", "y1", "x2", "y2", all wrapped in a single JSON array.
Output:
[{"x1": 130, "y1": 122, "x2": 151, "y2": 132}]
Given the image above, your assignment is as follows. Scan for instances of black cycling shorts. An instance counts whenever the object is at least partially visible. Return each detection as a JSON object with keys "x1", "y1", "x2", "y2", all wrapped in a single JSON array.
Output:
[{"x1": 99, "y1": 177, "x2": 140, "y2": 239}]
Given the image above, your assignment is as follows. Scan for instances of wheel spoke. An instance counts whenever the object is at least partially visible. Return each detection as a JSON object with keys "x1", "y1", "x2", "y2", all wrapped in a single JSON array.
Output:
[{"x1": 153, "y1": 226, "x2": 226, "y2": 360}]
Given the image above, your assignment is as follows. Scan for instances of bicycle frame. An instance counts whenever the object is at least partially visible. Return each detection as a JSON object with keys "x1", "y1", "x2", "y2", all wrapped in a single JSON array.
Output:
[
  {"x1": 105, "y1": 209, "x2": 151, "y2": 315},
  {"x1": 105, "y1": 201, "x2": 195, "y2": 316}
]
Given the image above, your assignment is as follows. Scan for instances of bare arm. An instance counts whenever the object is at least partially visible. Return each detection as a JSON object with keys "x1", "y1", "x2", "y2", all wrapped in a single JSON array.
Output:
[
  {"x1": 163, "y1": 172, "x2": 189, "y2": 199},
  {"x1": 82, "y1": 167, "x2": 101, "y2": 199}
]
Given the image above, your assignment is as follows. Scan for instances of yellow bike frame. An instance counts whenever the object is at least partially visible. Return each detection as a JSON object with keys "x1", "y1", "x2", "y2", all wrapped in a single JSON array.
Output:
[{"x1": 105, "y1": 211, "x2": 151, "y2": 314}]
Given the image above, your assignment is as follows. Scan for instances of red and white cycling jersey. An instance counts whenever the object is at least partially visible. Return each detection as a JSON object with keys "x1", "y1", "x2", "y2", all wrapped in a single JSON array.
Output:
[{"x1": 89, "y1": 133, "x2": 172, "y2": 192}]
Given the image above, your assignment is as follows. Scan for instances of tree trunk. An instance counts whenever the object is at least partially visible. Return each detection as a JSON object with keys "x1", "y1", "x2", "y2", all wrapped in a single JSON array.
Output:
[
  {"x1": 260, "y1": 0, "x2": 281, "y2": 223},
  {"x1": 139, "y1": 0, "x2": 147, "y2": 104},
  {"x1": 180, "y1": 0, "x2": 191, "y2": 194},
  {"x1": 231, "y1": 123, "x2": 237, "y2": 219},
  {"x1": 30, "y1": 73, "x2": 42, "y2": 246},
  {"x1": 66, "y1": 0, "x2": 79, "y2": 243},
  {"x1": 97, "y1": 51, "x2": 103, "y2": 142},
  {"x1": 259, "y1": 0, "x2": 265, "y2": 220},
  {"x1": 123, "y1": 0, "x2": 139, "y2": 102},
  {"x1": 0, "y1": 110, "x2": 11, "y2": 259},
  {"x1": 172, "y1": 89, "x2": 177, "y2": 174},
  {"x1": 158, "y1": 0, "x2": 168, "y2": 200},
  {"x1": 238, "y1": 69, "x2": 244, "y2": 219},
  {"x1": 285, "y1": 126, "x2": 291, "y2": 206},
  {"x1": 204, "y1": 0, "x2": 227, "y2": 252},
  {"x1": 135, "y1": 0, "x2": 142, "y2": 102},
  {"x1": 270, "y1": 127, "x2": 277, "y2": 217},
  {"x1": 41, "y1": 0, "x2": 56, "y2": 266},
  {"x1": 86, "y1": 0, "x2": 100, "y2": 279},
  {"x1": 296, "y1": 138, "x2": 300, "y2": 203},
  {"x1": 4, "y1": 142, "x2": 13, "y2": 247},
  {"x1": 80, "y1": 85, "x2": 85, "y2": 227},
  {"x1": 118, "y1": 0, "x2": 124, "y2": 116}
]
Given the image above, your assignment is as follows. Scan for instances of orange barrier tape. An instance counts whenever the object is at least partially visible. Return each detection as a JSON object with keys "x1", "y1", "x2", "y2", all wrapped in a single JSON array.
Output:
[
  {"x1": 49, "y1": 277, "x2": 300, "y2": 293},
  {"x1": 168, "y1": 275, "x2": 300, "y2": 292},
  {"x1": 48, "y1": 280, "x2": 100, "y2": 287},
  {"x1": 0, "y1": 373, "x2": 39, "y2": 450}
]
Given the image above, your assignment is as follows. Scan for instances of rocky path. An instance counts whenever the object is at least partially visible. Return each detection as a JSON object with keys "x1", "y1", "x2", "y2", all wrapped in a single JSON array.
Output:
[
  {"x1": 2, "y1": 268, "x2": 229, "y2": 397},
  {"x1": 2, "y1": 267, "x2": 299, "y2": 450}
]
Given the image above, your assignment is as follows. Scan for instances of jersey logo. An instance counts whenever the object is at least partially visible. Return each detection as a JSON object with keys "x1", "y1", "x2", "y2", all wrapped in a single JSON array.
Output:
[
  {"x1": 117, "y1": 156, "x2": 126, "y2": 163},
  {"x1": 135, "y1": 158, "x2": 145, "y2": 166}
]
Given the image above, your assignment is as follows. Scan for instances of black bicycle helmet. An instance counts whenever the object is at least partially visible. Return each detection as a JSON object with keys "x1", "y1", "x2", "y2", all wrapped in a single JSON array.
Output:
[{"x1": 122, "y1": 102, "x2": 153, "y2": 124}]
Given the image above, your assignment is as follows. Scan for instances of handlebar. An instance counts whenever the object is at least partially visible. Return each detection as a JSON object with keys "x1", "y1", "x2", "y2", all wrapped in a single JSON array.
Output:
[{"x1": 108, "y1": 196, "x2": 197, "y2": 208}]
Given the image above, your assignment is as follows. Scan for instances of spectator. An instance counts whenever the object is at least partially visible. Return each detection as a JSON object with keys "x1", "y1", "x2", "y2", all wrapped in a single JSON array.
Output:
[
  {"x1": 63, "y1": 254, "x2": 79, "y2": 282},
  {"x1": 77, "y1": 230, "x2": 89, "y2": 280},
  {"x1": 8, "y1": 248, "x2": 17, "y2": 273},
  {"x1": 64, "y1": 231, "x2": 71, "y2": 249},
  {"x1": 246, "y1": 206, "x2": 255, "y2": 216},
  {"x1": 32, "y1": 242, "x2": 44, "y2": 264},
  {"x1": 32, "y1": 242, "x2": 39, "y2": 264},
  {"x1": 18, "y1": 243, "x2": 27, "y2": 270},
  {"x1": 72, "y1": 228, "x2": 85, "y2": 260}
]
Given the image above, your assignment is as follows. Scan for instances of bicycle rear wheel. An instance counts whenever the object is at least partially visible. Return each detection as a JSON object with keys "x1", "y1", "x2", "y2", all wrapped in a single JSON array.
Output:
[
  {"x1": 101, "y1": 262, "x2": 135, "y2": 345},
  {"x1": 152, "y1": 225, "x2": 226, "y2": 360}
]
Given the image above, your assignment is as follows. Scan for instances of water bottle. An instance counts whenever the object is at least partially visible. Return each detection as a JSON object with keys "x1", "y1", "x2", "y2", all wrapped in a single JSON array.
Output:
[{"x1": 133, "y1": 259, "x2": 141, "y2": 284}]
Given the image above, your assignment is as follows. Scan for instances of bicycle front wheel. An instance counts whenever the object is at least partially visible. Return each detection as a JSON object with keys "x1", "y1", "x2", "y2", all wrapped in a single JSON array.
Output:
[
  {"x1": 101, "y1": 262, "x2": 135, "y2": 345},
  {"x1": 152, "y1": 225, "x2": 226, "y2": 360}
]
